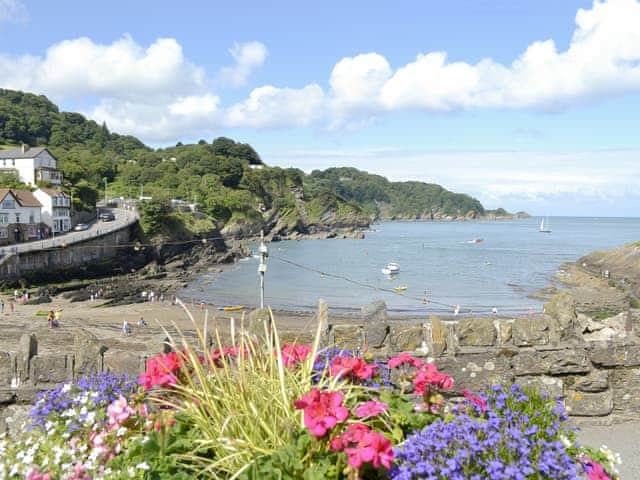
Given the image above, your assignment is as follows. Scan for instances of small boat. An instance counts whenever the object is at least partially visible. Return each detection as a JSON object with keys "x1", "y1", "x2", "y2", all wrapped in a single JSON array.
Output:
[
  {"x1": 539, "y1": 217, "x2": 552, "y2": 233},
  {"x1": 394, "y1": 285, "x2": 408, "y2": 292},
  {"x1": 381, "y1": 262, "x2": 400, "y2": 275},
  {"x1": 467, "y1": 238, "x2": 484, "y2": 244},
  {"x1": 218, "y1": 305, "x2": 245, "y2": 312}
]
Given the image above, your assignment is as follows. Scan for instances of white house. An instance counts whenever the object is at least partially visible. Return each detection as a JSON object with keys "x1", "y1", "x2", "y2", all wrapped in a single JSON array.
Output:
[
  {"x1": 34, "y1": 187, "x2": 71, "y2": 233},
  {"x1": 0, "y1": 188, "x2": 46, "y2": 245},
  {"x1": 0, "y1": 145, "x2": 63, "y2": 186}
]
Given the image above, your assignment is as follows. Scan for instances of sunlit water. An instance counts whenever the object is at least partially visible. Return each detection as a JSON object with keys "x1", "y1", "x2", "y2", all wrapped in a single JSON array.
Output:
[{"x1": 181, "y1": 217, "x2": 640, "y2": 316}]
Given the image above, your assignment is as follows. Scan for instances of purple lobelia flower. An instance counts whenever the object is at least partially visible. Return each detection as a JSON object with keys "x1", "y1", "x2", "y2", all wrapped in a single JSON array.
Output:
[{"x1": 391, "y1": 384, "x2": 581, "y2": 479}]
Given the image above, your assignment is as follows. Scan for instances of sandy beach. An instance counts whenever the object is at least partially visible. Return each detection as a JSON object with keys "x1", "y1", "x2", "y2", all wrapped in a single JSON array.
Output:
[{"x1": 0, "y1": 293, "x2": 326, "y2": 356}]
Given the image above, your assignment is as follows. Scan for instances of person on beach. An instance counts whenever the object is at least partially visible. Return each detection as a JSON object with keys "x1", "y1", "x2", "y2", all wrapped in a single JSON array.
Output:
[
  {"x1": 9, "y1": 300, "x2": 14, "y2": 314},
  {"x1": 54, "y1": 309, "x2": 61, "y2": 325},
  {"x1": 47, "y1": 310, "x2": 54, "y2": 328},
  {"x1": 137, "y1": 317, "x2": 147, "y2": 327},
  {"x1": 122, "y1": 320, "x2": 132, "y2": 335},
  {"x1": 0, "y1": 299, "x2": 4, "y2": 314}
]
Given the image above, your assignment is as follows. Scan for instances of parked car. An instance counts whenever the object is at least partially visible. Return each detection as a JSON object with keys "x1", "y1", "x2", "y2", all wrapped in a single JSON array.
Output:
[
  {"x1": 99, "y1": 212, "x2": 116, "y2": 222},
  {"x1": 73, "y1": 223, "x2": 90, "y2": 231}
]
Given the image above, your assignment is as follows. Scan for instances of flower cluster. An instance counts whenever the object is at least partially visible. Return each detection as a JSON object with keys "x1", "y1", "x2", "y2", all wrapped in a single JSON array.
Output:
[
  {"x1": 1, "y1": 372, "x2": 150, "y2": 479},
  {"x1": 392, "y1": 384, "x2": 588, "y2": 480},
  {"x1": 313, "y1": 347, "x2": 392, "y2": 388},
  {"x1": 280, "y1": 343, "x2": 312, "y2": 367},
  {"x1": 294, "y1": 388, "x2": 349, "y2": 437},
  {"x1": 30, "y1": 372, "x2": 138, "y2": 433},
  {"x1": 139, "y1": 351, "x2": 183, "y2": 390},
  {"x1": 330, "y1": 423, "x2": 394, "y2": 470}
]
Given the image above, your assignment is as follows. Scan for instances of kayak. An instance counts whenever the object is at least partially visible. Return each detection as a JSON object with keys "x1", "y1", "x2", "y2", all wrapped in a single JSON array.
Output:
[{"x1": 218, "y1": 305, "x2": 245, "y2": 312}]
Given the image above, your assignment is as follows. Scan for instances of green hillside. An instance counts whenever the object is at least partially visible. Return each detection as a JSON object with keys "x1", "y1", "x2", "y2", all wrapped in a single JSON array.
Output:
[{"x1": 0, "y1": 88, "x2": 505, "y2": 241}]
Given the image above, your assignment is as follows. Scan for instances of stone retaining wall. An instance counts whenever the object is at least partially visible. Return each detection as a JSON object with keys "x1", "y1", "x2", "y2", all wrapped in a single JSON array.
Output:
[{"x1": 0, "y1": 225, "x2": 133, "y2": 282}]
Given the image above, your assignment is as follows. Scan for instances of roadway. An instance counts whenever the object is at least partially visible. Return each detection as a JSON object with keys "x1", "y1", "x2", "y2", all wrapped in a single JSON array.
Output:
[{"x1": 0, "y1": 208, "x2": 138, "y2": 256}]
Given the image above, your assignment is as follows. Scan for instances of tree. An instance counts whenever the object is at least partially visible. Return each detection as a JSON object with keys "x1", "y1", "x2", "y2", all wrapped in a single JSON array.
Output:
[{"x1": 139, "y1": 199, "x2": 171, "y2": 234}]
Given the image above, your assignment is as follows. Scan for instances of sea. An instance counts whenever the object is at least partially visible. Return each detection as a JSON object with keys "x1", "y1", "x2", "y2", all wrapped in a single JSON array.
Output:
[{"x1": 181, "y1": 217, "x2": 640, "y2": 316}]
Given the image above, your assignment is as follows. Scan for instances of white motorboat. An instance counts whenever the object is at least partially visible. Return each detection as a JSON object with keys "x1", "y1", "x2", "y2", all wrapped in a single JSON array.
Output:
[{"x1": 382, "y1": 262, "x2": 400, "y2": 275}]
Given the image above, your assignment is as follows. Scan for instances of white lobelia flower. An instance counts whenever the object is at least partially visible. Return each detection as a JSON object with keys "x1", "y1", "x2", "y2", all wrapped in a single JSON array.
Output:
[{"x1": 136, "y1": 462, "x2": 151, "y2": 470}]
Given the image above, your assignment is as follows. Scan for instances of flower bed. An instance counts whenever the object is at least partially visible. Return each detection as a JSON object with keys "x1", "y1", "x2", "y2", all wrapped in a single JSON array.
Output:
[{"x1": 0, "y1": 319, "x2": 621, "y2": 479}]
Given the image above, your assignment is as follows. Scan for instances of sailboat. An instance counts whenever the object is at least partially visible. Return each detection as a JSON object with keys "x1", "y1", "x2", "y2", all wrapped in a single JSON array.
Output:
[{"x1": 539, "y1": 217, "x2": 552, "y2": 233}]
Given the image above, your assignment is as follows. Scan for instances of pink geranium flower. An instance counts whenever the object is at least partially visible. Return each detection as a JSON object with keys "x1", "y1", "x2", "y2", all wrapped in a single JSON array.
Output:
[
  {"x1": 330, "y1": 422, "x2": 371, "y2": 451},
  {"x1": 330, "y1": 356, "x2": 379, "y2": 381},
  {"x1": 280, "y1": 344, "x2": 312, "y2": 367},
  {"x1": 413, "y1": 362, "x2": 454, "y2": 394},
  {"x1": 294, "y1": 388, "x2": 349, "y2": 437},
  {"x1": 138, "y1": 352, "x2": 182, "y2": 389},
  {"x1": 463, "y1": 389, "x2": 487, "y2": 413},
  {"x1": 107, "y1": 395, "x2": 135, "y2": 427},
  {"x1": 344, "y1": 430, "x2": 394, "y2": 470},
  {"x1": 388, "y1": 352, "x2": 422, "y2": 368},
  {"x1": 355, "y1": 399, "x2": 389, "y2": 419}
]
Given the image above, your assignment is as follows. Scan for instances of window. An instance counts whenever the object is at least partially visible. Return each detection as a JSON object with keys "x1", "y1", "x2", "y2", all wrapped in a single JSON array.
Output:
[
  {"x1": 14, "y1": 213, "x2": 20, "y2": 224},
  {"x1": 0, "y1": 228, "x2": 7, "y2": 239},
  {"x1": 1, "y1": 199, "x2": 15, "y2": 209},
  {"x1": 0, "y1": 213, "x2": 7, "y2": 224},
  {"x1": 29, "y1": 213, "x2": 35, "y2": 224}
]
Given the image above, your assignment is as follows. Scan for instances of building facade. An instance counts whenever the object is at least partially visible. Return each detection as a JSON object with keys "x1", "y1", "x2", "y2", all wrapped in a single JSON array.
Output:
[
  {"x1": 0, "y1": 188, "x2": 47, "y2": 246},
  {"x1": 0, "y1": 145, "x2": 63, "y2": 186},
  {"x1": 34, "y1": 188, "x2": 71, "y2": 233}
]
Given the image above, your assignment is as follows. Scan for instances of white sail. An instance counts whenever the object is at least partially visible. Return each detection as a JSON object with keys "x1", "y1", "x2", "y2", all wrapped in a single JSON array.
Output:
[{"x1": 540, "y1": 217, "x2": 552, "y2": 233}]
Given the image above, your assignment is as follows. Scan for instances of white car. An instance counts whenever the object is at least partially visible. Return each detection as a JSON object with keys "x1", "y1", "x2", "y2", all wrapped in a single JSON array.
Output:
[{"x1": 73, "y1": 223, "x2": 90, "y2": 231}]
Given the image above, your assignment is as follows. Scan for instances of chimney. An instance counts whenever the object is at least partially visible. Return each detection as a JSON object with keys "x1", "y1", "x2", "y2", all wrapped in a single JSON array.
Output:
[{"x1": 21, "y1": 144, "x2": 29, "y2": 154}]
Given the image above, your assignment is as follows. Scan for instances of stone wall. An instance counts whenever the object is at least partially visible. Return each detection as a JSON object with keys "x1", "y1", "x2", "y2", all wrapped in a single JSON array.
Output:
[
  {"x1": 2, "y1": 297, "x2": 639, "y2": 433},
  {"x1": 0, "y1": 225, "x2": 132, "y2": 282},
  {"x1": 0, "y1": 329, "x2": 155, "y2": 436},
  {"x1": 320, "y1": 298, "x2": 640, "y2": 424}
]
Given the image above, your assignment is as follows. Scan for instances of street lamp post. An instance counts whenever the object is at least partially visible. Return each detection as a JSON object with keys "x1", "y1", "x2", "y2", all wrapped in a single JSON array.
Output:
[{"x1": 104, "y1": 178, "x2": 108, "y2": 205}]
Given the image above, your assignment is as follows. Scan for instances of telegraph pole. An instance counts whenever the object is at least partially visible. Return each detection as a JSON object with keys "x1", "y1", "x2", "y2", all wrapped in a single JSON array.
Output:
[{"x1": 258, "y1": 230, "x2": 268, "y2": 308}]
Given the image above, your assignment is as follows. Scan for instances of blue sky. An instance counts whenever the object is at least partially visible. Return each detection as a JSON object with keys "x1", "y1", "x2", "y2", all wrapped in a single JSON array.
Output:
[{"x1": 1, "y1": 0, "x2": 640, "y2": 216}]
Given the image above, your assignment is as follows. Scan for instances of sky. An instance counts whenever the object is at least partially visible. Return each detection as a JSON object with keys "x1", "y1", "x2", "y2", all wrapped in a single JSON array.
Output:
[{"x1": 1, "y1": 0, "x2": 639, "y2": 216}]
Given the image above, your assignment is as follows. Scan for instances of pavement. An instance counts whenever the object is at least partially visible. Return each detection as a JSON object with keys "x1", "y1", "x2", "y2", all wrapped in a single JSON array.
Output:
[{"x1": 578, "y1": 422, "x2": 640, "y2": 479}]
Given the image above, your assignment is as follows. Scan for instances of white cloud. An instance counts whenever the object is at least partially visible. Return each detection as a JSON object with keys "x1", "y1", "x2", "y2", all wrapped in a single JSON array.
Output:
[
  {"x1": 0, "y1": 35, "x2": 204, "y2": 101},
  {"x1": 168, "y1": 94, "x2": 220, "y2": 117},
  {"x1": 333, "y1": 0, "x2": 640, "y2": 115},
  {"x1": 0, "y1": 0, "x2": 27, "y2": 24},
  {"x1": 218, "y1": 41, "x2": 268, "y2": 87},
  {"x1": 2, "y1": 0, "x2": 640, "y2": 141},
  {"x1": 224, "y1": 84, "x2": 325, "y2": 128}
]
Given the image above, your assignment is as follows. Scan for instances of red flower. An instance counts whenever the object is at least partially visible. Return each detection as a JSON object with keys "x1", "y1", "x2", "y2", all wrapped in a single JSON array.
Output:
[
  {"x1": 330, "y1": 356, "x2": 379, "y2": 381},
  {"x1": 388, "y1": 352, "x2": 422, "y2": 368},
  {"x1": 344, "y1": 430, "x2": 394, "y2": 470},
  {"x1": 330, "y1": 422, "x2": 371, "y2": 451},
  {"x1": 354, "y1": 399, "x2": 388, "y2": 419},
  {"x1": 138, "y1": 352, "x2": 183, "y2": 389},
  {"x1": 413, "y1": 362, "x2": 454, "y2": 395},
  {"x1": 463, "y1": 389, "x2": 487, "y2": 413},
  {"x1": 294, "y1": 388, "x2": 349, "y2": 437},
  {"x1": 280, "y1": 344, "x2": 312, "y2": 367}
]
